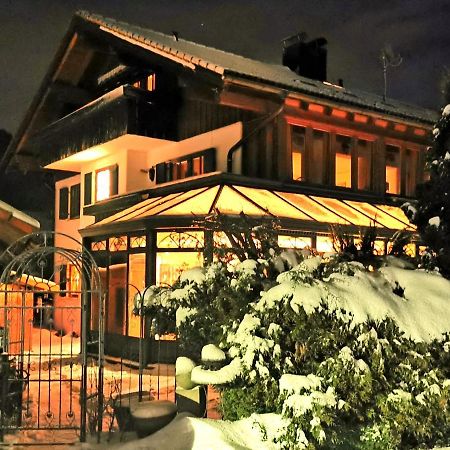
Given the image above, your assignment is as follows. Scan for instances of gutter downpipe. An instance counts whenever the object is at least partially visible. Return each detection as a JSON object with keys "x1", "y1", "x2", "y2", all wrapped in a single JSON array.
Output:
[{"x1": 226, "y1": 98, "x2": 286, "y2": 173}]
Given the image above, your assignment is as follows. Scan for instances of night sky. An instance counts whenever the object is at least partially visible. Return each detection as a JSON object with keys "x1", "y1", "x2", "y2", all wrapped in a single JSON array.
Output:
[{"x1": 0, "y1": 0, "x2": 449, "y2": 135}]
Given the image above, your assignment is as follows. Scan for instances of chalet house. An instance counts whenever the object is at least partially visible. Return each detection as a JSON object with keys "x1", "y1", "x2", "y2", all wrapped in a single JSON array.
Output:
[{"x1": 0, "y1": 11, "x2": 438, "y2": 357}]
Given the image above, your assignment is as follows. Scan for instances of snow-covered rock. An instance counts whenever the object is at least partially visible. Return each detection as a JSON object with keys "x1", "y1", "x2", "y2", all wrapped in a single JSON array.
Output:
[{"x1": 201, "y1": 344, "x2": 226, "y2": 363}]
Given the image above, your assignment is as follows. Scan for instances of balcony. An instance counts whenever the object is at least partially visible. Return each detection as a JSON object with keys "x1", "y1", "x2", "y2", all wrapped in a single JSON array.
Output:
[{"x1": 23, "y1": 86, "x2": 175, "y2": 168}]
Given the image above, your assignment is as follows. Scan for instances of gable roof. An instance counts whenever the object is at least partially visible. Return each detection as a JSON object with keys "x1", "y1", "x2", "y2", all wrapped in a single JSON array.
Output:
[
  {"x1": 79, "y1": 11, "x2": 437, "y2": 125},
  {"x1": 0, "y1": 10, "x2": 438, "y2": 173}
]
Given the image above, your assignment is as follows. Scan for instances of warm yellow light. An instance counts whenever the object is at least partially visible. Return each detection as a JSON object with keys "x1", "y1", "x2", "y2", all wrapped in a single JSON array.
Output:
[
  {"x1": 96, "y1": 169, "x2": 110, "y2": 201},
  {"x1": 292, "y1": 151, "x2": 303, "y2": 180},
  {"x1": 386, "y1": 166, "x2": 400, "y2": 194},
  {"x1": 335, "y1": 153, "x2": 352, "y2": 187}
]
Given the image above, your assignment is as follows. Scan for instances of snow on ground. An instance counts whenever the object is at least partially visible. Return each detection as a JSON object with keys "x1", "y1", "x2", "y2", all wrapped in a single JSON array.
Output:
[{"x1": 82, "y1": 413, "x2": 284, "y2": 450}]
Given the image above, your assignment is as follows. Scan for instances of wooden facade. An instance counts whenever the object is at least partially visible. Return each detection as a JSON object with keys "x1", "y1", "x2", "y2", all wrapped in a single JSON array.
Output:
[{"x1": 2, "y1": 11, "x2": 439, "y2": 359}]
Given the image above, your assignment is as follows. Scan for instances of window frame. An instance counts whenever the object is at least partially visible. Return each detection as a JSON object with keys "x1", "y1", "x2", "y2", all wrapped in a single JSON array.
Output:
[{"x1": 95, "y1": 165, "x2": 119, "y2": 202}]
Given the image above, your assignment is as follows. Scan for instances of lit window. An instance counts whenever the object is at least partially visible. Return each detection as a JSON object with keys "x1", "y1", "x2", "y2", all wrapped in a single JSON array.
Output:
[
  {"x1": 309, "y1": 130, "x2": 327, "y2": 184},
  {"x1": 385, "y1": 145, "x2": 400, "y2": 194},
  {"x1": 128, "y1": 253, "x2": 146, "y2": 337},
  {"x1": 157, "y1": 231, "x2": 204, "y2": 249},
  {"x1": 109, "y1": 236, "x2": 127, "y2": 251},
  {"x1": 130, "y1": 235, "x2": 146, "y2": 249},
  {"x1": 133, "y1": 73, "x2": 156, "y2": 91},
  {"x1": 156, "y1": 252, "x2": 203, "y2": 286},
  {"x1": 91, "y1": 240, "x2": 107, "y2": 251},
  {"x1": 278, "y1": 235, "x2": 312, "y2": 249},
  {"x1": 357, "y1": 140, "x2": 372, "y2": 191},
  {"x1": 405, "y1": 149, "x2": 418, "y2": 196},
  {"x1": 335, "y1": 135, "x2": 352, "y2": 188},
  {"x1": 291, "y1": 126, "x2": 305, "y2": 181},
  {"x1": 316, "y1": 236, "x2": 335, "y2": 253},
  {"x1": 96, "y1": 166, "x2": 118, "y2": 201}
]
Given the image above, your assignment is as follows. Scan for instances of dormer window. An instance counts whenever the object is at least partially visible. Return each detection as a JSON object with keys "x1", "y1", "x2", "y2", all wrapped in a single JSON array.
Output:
[{"x1": 95, "y1": 165, "x2": 118, "y2": 201}]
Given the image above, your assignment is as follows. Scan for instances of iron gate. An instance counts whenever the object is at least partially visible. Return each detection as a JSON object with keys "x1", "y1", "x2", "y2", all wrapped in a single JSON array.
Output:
[{"x1": 0, "y1": 231, "x2": 104, "y2": 446}]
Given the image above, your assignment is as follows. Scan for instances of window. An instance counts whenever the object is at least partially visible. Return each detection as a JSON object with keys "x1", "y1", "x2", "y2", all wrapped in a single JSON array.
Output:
[
  {"x1": 405, "y1": 149, "x2": 418, "y2": 196},
  {"x1": 69, "y1": 183, "x2": 81, "y2": 219},
  {"x1": 357, "y1": 140, "x2": 372, "y2": 190},
  {"x1": 385, "y1": 145, "x2": 400, "y2": 194},
  {"x1": 291, "y1": 126, "x2": 305, "y2": 181},
  {"x1": 335, "y1": 135, "x2": 352, "y2": 187},
  {"x1": 155, "y1": 148, "x2": 215, "y2": 184},
  {"x1": 133, "y1": 73, "x2": 156, "y2": 91},
  {"x1": 96, "y1": 165, "x2": 118, "y2": 201},
  {"x1": 59, "y1": 187, "x2": 69, "y2": 220},
  {"x1": 309, "y1": 130, "x2": 327, "y2": 184}
]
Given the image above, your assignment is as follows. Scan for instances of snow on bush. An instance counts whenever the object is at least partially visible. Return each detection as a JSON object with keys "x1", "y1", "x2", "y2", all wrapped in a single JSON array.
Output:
[
  {"x1": 191, "y1": 358, "x2": 242, "y2": 385},
  {"x1": 201, "y1": 344, "x2": 226, "y2": 362}
]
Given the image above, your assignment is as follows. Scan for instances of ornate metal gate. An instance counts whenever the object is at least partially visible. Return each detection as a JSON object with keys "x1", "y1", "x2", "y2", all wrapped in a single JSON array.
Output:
[{"x1": 0, "y1": 231, "x2": 104, "y2": 446}]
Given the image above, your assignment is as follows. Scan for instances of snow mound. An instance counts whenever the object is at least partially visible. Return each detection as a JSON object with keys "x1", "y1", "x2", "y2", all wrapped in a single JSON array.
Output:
[
  {"x1": 106, "y1": 412, "x2": 284, "y2": 450},
  {"x1": 201, "y1": 344, "x2": 226, "y2": 362},
  {"x1": 180, "y1": 267, "x2": 205, "y2": 285},
  {"x1": 176, "y1": 357, "x2": 197, "y2": 390}
]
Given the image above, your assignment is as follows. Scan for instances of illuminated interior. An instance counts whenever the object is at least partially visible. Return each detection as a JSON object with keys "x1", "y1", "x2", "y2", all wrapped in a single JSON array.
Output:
[
  {"x1": 128, "y1": 253, "x2": 146, "y2": 338},
  {"x1": 385, "y1": 145, "x2": 401, "y2": 194},
  {"x1": 278, "y1": 235, "x2": 312, "y2": 249},
  {"x1": 156, "y1": 252, "x2": 203, "y2": 286},
  {"x1": 96, "y1": 168, "x2": 111, "y2": 201},
  {"x1": 316, "y1": 235, "x2": 334, "y2": 253},
  {"x1": 291, "y1": 126, "x2": 305, "y2": 180},
  {"x1": 89, "y1": 183, "x2": 415, "y2": 232},
  {"x1": 335, "y1": 135, "x2": 352, "y2": 188}
]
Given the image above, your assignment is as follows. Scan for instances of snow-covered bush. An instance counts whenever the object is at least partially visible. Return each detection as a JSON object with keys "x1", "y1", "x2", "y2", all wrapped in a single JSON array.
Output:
[{"x1": 402, "y1": 101, "x2": 450, "y2": 277}]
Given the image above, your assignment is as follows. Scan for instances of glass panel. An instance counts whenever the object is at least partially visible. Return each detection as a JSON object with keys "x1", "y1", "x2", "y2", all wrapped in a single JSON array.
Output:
[
  {"x1": 357, "y1": 140, "x2": 372, "y2": 190},
  {"x1": 96, "y1": 168, "x2": 111, "y2": 201},
  {"x1": 192, "y1": 156, "x2": 204, "y2": 176},
  {"x1": 375, "y1": 204, "x2": 415, "y2": 230},
  {"x1": 311, "y1": 196, "x2": 372, "y2": 226},
  {"x1": 128, "y1": 253, "x2": 146, "y2": 338},
  {"x1": 354, "y1": 238, "x2": 386, "y2": 255},
  {"x1": 156, "y1": 252, "x2": 203, "y2": 286},
  {"x1": 213, "y1": 231, "x2": 232, "y2": 247},
  {"x1": 130, "y1": 235, "x2": 147, "y2": 249},
  {"x1": 91, "y1": 253, "x2": 108, "y2": 332},
  {"x1": 405, "y1": 149, "x2": 418, "y2": 196},
  {"x1": 343, "y1": 201, "x2": 408, "y2": 230},
  {"x1": 91, "y1": 240, "x2": 107, "y2": 251},
  {"x1": 109, "y1": 236, "x2": 127, "y2": 252},
  {"x1": 233, "y1": 186, "x2": 313, "y2": 220},
  {"x1": 309, "y1": 130, "x2": 327, "y2": 184},
  {"x1": 316, "y1": 236, "x2": 335, "y2": 253},
  {"x1": 335, "y1": 135, "x2": 352, "y2": 188},
  {"x1": 215, "y1": 186, "x2": 267, "y2": 216},
  {"x1": 157, "y1": 231, "x2": 204, "y2": 248},
  {"x1": 161, "y1": 186, "x2": 218, "y2": 216},
  {"x1": 276, "y1": 192, "x2": 349, "y2": 224},
  {"x1": 291, "y1": 126, "x2": 305, "y2": 181},
  {"x1": 97, "y1": 196, "x2": 164, "y2": 225},
  {"x1": 107, "y1": 254, "x2": 127, "y2": 335},
  {"x1": 278, "y1": 235, "x2": 312, "y2": 249},
  {"x1": 385, "y1": 145, "x2": 401, "y2": 194}
]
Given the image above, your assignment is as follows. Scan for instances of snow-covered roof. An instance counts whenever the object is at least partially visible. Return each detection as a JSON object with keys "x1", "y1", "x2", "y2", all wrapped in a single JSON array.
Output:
[
  {"x1": 0, "y1": 199, "x2": 40, "y2": 249},
  {"x1": 78, "y1": 10, "x2": 437, "y2": 125}
]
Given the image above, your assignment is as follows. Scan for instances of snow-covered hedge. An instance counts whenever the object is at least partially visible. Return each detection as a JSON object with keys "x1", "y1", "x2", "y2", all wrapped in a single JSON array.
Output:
[{"x1": 141, "y1": 253, "x2": 450, "y2": 448}]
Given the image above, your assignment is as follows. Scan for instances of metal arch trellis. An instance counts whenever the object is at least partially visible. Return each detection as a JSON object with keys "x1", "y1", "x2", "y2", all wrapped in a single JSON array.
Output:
[{"x1": 0, "y1": 231, "x2": 105, "y2": 445}]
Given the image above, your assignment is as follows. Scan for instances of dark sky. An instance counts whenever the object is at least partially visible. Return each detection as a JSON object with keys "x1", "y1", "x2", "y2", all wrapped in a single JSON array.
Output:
[{"x1": 0, "y1": 0, "x2": 449, "y2": 135}]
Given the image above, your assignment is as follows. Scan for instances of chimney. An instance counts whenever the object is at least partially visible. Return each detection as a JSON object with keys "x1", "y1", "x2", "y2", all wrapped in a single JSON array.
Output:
[{"x1": 282, "y1": 33, "x2": 327, "y2": 82}]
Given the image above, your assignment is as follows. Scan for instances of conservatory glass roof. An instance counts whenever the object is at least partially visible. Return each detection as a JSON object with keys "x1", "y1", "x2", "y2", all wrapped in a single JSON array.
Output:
[{"x1": 88, "y1": 184, "x2": 414, "y2": 232}]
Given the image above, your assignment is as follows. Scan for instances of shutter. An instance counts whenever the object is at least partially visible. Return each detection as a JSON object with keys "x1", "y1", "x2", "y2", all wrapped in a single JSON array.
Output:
[
  {"x1": 59, "y1": 188, "x2": 69, "y2": 219},
  {"x1": 111, "y1": 165, "x2": 119, "y2": 196},
  {"x1": 84, "y1": 173, "x2": 92, "y2": 205},
  {"x1": 70, "y1": 184, "x2": 81, "y2": 218},
  {"x1": 155, "y1": 162, "x2": 166, "y2": 184},
  {"x1": 60, "y1": 264, "x2": 67, "y2": 297},
  {"x1": 203, "y1": 148, "x2": 216, "y2": 173}
]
